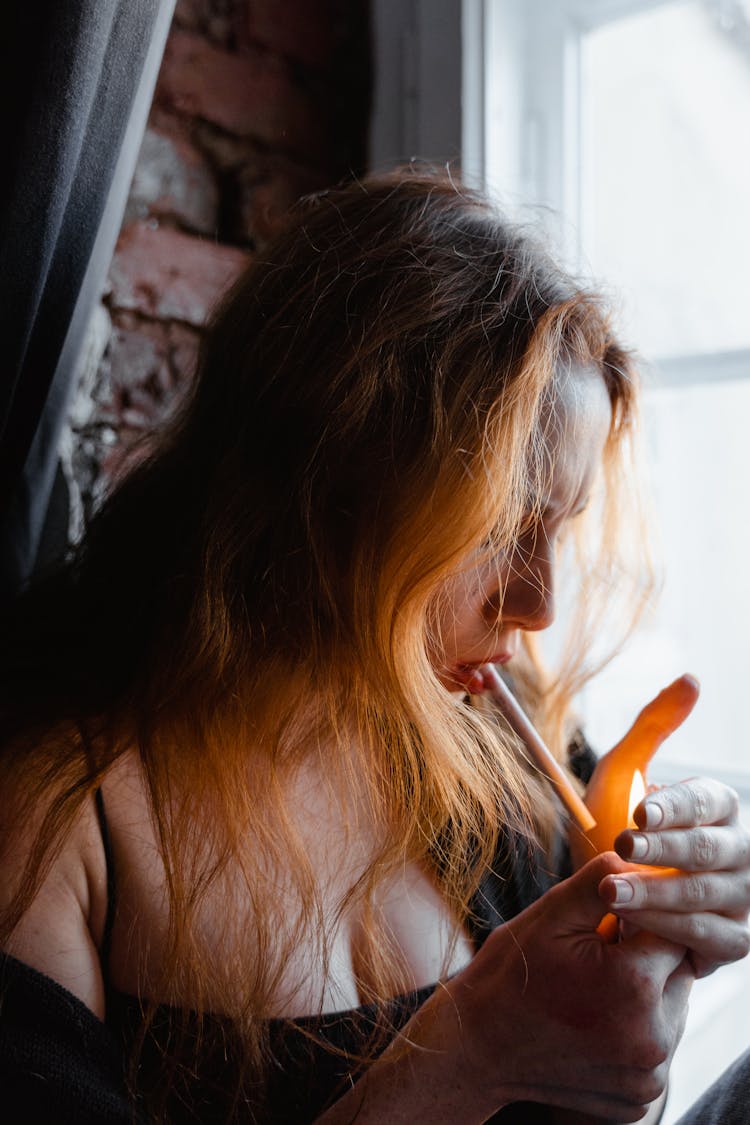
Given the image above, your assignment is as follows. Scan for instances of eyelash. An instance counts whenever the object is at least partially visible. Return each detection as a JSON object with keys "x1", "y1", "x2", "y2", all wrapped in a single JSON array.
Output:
[{"x1": 480, "y1": 497, "x2": 588, "y2": 556}]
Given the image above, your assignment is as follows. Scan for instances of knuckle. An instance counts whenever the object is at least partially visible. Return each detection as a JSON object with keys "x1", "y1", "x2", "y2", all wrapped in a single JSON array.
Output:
[
  {"x1": 684, "y1": 873, "x2": 710, "y2": 906},
  {"x1": 684, "y1": 914, "x2": 710, "y2": 946},
  {"x1": 647, "y1": 832, "x2": 666, "y2": 864},
  {"x1": 640, "y1": 1071, "x2": 668, "y2": 1104},
  {"x1": 732, "y1": 923, "x2": 750, "y2": 961},
  {"x1": 659, "y1": 788, "x2": 680, "y2": 821},
  {"x1": 650, "y1": 1034, "x2": 670, "y2": 1068},
  {"x1": 692, "y1": 829, "x2": 717, "y2": 869},
  {"x1": 630, "y1": 972, "x2": 661, "y2": 1011},
  {"x1": 688, "y1": 782, "x2": 710, "y2": 824},
  {"x1": 652, "y1": 1059, "x2": 671, "y2": 1092},
  {"x1": 641, "y1": 719, "x2": 669, "y2": 752},
  {"x1": 608, "y1": 1096, "x2": 652, "y2": 1124},
  {"x1": 725, "y1": 786, "x2": 740, "y2": 820},
  {"x1": 632, "y1": 1035, "x2": 670, "y2": 1071},
  {"x1": 620, "y1": 1073, "x2": 663, "y2": 1107}
]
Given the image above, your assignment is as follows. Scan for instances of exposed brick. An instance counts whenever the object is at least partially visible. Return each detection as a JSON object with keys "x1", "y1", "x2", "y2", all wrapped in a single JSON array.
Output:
[
  {"x1": 108, "y1": 221, "x2": 250, "y2": 327},
  {"x1": 96, "y1": 318, "x2": 202, "y2": 490},
  {"x1": 155, "y1": 30, "x2": 327, "y2": 158},
  {"x1": 232, "y1": 161, "x2": 330, "y2": 246},
  {"x1": 192, "y1": 119, "x2": 260, "y2": 173},
  {"x1": 105, "y1": 312, "x2": 200, "y2": 400},
  {"x1": 82, "y1": 0, "x2": 371, "y2": 522},
  {"x1": 168, "y1": 321, "x2": 202, "y2": 382},
  {"x1": 125, "y1": 125, "x2": 220, "y2": 235},
  {"x1": 244, "y1": 0, "x2": 341, "y2": 71},
  {"x1": 109, "y1": 321, "x2": 167, "y2": 397}
]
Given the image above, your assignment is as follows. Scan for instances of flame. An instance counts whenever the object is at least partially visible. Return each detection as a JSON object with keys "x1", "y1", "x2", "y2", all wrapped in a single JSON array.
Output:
[{"x1": 628, "y1": 769, "x2": 646, "y2": 827}]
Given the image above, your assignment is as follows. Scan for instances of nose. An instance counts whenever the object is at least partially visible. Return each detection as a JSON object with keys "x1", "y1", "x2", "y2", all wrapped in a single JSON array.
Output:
[{"x1": 501, "y1": 533, "x2": 555, "y2": 632}]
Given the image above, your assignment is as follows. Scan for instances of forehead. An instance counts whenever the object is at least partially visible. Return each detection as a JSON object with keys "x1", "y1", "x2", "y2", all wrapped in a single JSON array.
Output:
[{"x1": 533, "y1": 365, "x2": 612, "y2": 508}]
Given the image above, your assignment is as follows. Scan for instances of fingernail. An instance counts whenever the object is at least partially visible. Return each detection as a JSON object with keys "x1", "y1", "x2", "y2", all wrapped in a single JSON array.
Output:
[
  {"x1": 628, "y1": 833, "x2": 649, "y2": 860},
  {"x1": 643, "y1": 800, "x2": 664, "y2": 828},
  {"x1": 610, "y1": 877, "x2": 635, "y2": 905}
]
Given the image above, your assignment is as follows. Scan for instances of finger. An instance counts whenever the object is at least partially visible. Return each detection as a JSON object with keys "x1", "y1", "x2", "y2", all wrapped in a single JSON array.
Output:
[
  {"x1": 690, "y1": 950, "x2": 743, "y2": 979},
  {"x1": 604, "y1": 910, "x2": 750, "y2": 969},
  {"x1": 633, "y1": 778, "x2": 741, "y2": 831},
  {"x1": 615, "y1": 824, "x2": 750, "y2": 871},
  {"x1": 523, "y1": 1056, "x2": 673, "y2": 1119},
  {"x1": 662, "y1": 959, "x2": 694, "y2": 1044},
  {"x1": 546, "y1": 852, "x2": 634, "y2": 932},
  {"x1": 616, "y1": 675, "x2": 699, "y2": 760},
  {"x1": 600, "y1": 869, "x2": 750, "y2": 915},
  {"x1": 664, "y1": 956, "x2": 695, "y2": 1005},
  {"x1": 612, "y1": 924, "x2": 687, "y2": 979},
  {"x1": 512, "y1": 1084, "x2": 660, "y2": 1123},
  {"x1": 527, "y1": 1079, "x2": 667, "y2": 1122}
]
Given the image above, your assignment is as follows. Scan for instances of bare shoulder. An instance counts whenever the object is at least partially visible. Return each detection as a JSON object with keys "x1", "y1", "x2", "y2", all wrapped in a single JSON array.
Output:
[{"x1": 0, "y1": 784, "x2": 109, "y2": 1019}]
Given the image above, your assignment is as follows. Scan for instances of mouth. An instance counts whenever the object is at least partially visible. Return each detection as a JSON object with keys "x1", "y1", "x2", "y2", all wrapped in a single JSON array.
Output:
[
  {"x1": 450, "y1": 652, "x2": 514, "y2": 690},
  {"x1": 456, "y1": 652, "x2": 513, "y2": 673}
]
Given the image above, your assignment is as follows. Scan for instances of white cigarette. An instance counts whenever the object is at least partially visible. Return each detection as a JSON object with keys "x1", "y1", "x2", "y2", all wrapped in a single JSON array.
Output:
[{"x1": 481, "y1": 663, "x2": 596, "y2": 832}]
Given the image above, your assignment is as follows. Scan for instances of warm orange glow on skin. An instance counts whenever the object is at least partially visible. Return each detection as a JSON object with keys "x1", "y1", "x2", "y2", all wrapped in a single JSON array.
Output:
[
  {"x1": 484, "y1": 667, "x2": 700, "y2": 942},
  {"x1": 582, "y1": 675, "x2": 699, "y2": 857},
  {"x1": 581, "y1": 677, "x2": 699, "y2": 938}
]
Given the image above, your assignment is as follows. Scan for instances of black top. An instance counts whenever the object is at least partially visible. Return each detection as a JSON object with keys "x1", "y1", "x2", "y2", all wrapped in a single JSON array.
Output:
[
  {"x1": 0, "y1": 741, "x2": 595, "y2": 1124},
  {"x1": 105, "y1": 831, "x2": 564, "y2": 1124}
]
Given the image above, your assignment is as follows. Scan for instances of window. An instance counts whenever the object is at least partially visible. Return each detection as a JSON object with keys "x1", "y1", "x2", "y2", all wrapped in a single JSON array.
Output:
[
  {"x1": 369, "y1": 3, "x2": 750, "y2": 1109},
  {"x1": 478, "y1": 0, "x2": 750, "y2": 783},
  {"x1": 581, "y1": 1, "x2": 750, "y2": 358},
  {"x1": 477, "y1": 1, "x2": 750, "y2": 1115}
]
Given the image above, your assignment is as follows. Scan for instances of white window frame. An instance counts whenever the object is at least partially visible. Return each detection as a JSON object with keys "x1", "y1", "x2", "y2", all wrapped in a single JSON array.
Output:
[
  {"x1": 480, "y1": 0, "x2": 750, "y2": 388},
  {"x1": 477, "y1": 4, "x2": 750, "y2": 1112},
  {"x1": 480, "y1": 0, "x2": 750, "y2": 788}
]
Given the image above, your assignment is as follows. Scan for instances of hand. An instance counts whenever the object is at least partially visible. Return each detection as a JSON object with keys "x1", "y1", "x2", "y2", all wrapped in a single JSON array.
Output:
[
  {"x1": 600, "y1": 778, "x2": 750, "y2": 978},
  {"x1": 451, "y1": 853, "x2": 692, "y2": 1121}
]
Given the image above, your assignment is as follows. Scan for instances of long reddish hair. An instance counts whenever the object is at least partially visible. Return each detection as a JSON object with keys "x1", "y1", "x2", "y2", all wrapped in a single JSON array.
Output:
[{"x1": 0, "y1": 168, "x2": 650, "y2": 1118}]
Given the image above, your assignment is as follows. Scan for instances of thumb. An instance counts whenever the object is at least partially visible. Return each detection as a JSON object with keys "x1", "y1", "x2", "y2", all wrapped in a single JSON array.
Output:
[
  {"x1": 614, "y1": 674, "x2": 700, "y2": 765},
  {"x1": 545, "y1": 852, "x2": 632, "y2": 932}
]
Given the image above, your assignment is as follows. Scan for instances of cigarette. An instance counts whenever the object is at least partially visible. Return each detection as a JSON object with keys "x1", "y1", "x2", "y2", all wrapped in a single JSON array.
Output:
[{"x1": 481, "y1": 663, "x2": 596, "y2": 832}]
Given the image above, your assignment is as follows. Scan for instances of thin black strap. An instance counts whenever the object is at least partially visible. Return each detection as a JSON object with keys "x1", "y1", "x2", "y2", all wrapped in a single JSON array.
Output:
[{"x1": 93, "y1": 786, "x2": 117, "y2": 980}]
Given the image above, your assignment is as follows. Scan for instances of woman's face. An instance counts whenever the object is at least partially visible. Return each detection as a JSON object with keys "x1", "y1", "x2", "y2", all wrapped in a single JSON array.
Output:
[{"x1": 431, "y1": 366, "x2": 613, "y2": 693}]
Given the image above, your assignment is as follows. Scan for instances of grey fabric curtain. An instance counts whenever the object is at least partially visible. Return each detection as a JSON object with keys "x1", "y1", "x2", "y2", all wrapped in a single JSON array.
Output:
[{"x1": 0, "y1": 0, "x2": 176, "y2": 604}]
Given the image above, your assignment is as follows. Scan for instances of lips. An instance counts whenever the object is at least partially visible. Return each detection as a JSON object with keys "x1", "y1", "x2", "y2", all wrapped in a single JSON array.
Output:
[
  {"x1": 449, "y1": 652, "x2": 514, "y2": 690},
  {"x1": 457, "y1": 652, "x2": 513, "y2": 672}
]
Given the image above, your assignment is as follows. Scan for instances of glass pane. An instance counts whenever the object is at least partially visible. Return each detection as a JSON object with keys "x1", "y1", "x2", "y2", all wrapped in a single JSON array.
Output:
[
  {"x1": 578, "y1": 371, "x2": 750, "y2": 777},
  {"x1": 581, "y1": 0, "x2": 750, "y2": 358}
]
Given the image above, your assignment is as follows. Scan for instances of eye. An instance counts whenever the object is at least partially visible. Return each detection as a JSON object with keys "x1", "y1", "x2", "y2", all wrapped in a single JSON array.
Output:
[{"x1": 570, "y1": 495, "x2": 591, "y2": 520}]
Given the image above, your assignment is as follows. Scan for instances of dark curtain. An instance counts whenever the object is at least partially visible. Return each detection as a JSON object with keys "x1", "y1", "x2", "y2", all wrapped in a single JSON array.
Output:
[{"x1": 0, "y1": 0, "x2": 176, "y2": 605}]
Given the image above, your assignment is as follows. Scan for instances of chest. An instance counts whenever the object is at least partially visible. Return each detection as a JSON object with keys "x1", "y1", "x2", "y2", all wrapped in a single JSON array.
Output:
[{"x1": 100, "y1": 756, "x2": 474, "y2": 1017}]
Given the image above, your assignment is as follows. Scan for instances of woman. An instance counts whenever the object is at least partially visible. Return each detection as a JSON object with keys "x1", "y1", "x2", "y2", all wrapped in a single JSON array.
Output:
[{"x1": 1, "y1": 169, "x2": 748, "y2": 1124}]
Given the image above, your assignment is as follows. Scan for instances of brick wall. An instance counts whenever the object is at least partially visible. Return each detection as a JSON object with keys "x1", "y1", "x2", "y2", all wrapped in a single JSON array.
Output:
[{"x1": 68, "y1": 0, "x2": 370, "y2": 527}]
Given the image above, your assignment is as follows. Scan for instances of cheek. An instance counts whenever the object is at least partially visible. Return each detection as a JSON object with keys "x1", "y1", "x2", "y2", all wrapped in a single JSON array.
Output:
[{"x1": 434, "y1": 571, "x2": 501, "y2": 654}]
